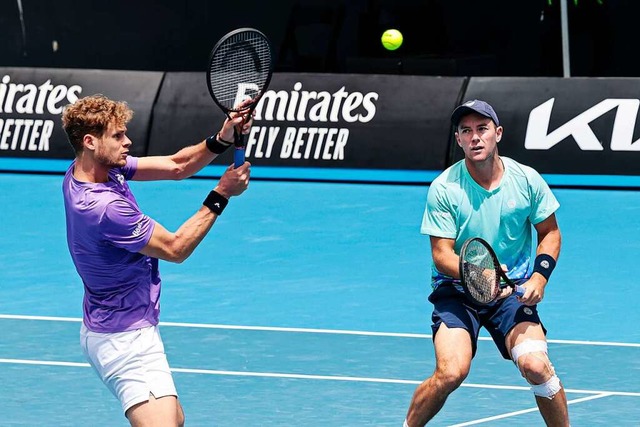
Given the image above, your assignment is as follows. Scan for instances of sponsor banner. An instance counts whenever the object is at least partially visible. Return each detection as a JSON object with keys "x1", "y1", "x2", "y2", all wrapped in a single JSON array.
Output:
[
  {"x1": 0, "y1": 68, "x2": 163, "y2": 159},
  {"x1": 148, "y1": 72, "x2": 465, "y2": 171},
  {"x1": 453, "y1": 77, "x2": 640, "y2": 176}
]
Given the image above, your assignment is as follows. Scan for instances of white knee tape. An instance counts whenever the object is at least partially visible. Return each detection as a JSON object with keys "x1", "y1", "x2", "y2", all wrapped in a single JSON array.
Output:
[
  {"x1": 530, "y1": 374, "x2": 562, "y2": 399},
  {"x1": 511, "y1": 340, "x2": 561, "y2": 399},
  {"x1": 510, "y1": 339, "x2": 548, "y2": 365}
]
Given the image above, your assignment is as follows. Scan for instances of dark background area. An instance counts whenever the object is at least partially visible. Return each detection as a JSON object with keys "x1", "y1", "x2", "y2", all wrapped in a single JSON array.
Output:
[{"x1": 0, "y1": 0, "x2": 626, "y2": 77}]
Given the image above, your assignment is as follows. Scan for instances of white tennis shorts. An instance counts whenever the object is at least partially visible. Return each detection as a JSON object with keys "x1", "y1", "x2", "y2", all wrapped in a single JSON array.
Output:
[{"x1": 80, "y1": 323, "x2": 178, "y2": 414}]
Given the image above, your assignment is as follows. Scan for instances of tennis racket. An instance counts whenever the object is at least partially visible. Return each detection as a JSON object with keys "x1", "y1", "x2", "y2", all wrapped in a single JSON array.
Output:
[
  {"x1": 459, "y1": 237, "x2": 525, "y2": 305},
  {"x1": 206, "y1": 28, "x2": 273, "y2": 168}
]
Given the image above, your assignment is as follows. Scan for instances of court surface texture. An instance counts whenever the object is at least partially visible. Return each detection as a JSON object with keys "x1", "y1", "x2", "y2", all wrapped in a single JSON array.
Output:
[{"x1": 1, "y1": 170, "x2": 638, "y2": 426}]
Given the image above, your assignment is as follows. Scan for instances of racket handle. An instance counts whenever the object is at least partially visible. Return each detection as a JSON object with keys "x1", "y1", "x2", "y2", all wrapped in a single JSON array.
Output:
[
  {"x1": 514, "y1": 284, "x2": 525, "y2": 297},
  {"x1": 234, "y1": 146, "x2": 245, "y2": 168}
]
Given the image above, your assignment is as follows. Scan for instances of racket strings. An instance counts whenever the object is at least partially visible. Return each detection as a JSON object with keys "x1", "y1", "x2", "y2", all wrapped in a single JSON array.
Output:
[
  {"x1": 209, "y1": 32, "x2": 271, "y2": 110},
  {"x1": 461, "y1": 241, "x2": 499, "y2": 304}
]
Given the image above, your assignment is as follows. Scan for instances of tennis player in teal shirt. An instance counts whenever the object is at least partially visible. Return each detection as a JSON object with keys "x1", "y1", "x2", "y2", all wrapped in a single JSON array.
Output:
[{"x1": 404, "y1": 100, "x2": 570, "y2": 426}]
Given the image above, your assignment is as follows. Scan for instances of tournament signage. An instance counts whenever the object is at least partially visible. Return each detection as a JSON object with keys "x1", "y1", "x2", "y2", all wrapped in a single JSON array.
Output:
[
  {"x1": 453, "y1": 77, "x2": 640, "y2": 176},
  {"x1": 149, "y1": 72, "x2": 464, "y2": 171},
  {"x1": 0, "y1": 68, "x2": 163, "y2": 159},
  {"x1": 7, "y1": 68, "x2": 640, "y2": 183}
]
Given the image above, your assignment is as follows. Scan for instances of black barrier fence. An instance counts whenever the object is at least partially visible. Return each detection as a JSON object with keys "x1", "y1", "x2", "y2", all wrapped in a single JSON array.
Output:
[{"x1": 2, "y1": 68, "x2": 640, "y2": 187}]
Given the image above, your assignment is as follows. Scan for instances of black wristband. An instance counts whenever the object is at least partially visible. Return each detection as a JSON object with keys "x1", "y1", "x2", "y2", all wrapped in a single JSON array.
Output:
[
  {"x1": 533, "y1": 254, "x2": 556, "y2": 281},
  {"x1": 205, "y1": 133, "x2": 233, "y2": 154},
  {"x1": 203, "y1": 190, "x2": 229, "y2": 215}
]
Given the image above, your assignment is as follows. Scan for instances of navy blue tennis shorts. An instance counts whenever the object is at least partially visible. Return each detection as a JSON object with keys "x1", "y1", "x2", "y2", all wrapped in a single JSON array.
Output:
[{"x1": 428, "y1": 285, "x2": 547, "y2": 359}]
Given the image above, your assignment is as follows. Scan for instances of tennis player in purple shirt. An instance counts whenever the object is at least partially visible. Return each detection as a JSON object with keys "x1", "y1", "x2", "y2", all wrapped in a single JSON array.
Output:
[{"x1": 62, "y1": 94, "x2": 252, "y2": 427}]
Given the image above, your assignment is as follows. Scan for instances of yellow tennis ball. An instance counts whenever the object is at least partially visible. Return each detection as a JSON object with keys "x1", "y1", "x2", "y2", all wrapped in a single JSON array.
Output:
[{"x1": 381, "y1": 29, "x2": 403, "y2": 51}]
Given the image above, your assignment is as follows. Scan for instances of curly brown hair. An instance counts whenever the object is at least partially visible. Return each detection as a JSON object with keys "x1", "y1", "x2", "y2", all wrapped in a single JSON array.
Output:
[{"x1": 61, "y1": 94, "x2": 133, "y2": 154}]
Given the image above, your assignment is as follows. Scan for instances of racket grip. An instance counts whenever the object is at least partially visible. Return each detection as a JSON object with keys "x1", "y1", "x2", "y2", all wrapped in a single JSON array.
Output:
[
  {"x1": 234, "y1": 146, "x2": 245, "y2": 168},
  {"x1": 514, "y1": 284, "x2": 525, "y2": 297}
]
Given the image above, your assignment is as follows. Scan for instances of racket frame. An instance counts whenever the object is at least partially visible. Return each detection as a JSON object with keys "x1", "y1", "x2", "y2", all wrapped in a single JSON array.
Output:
[
  {"x1": 459, "y1": 237, "x2": 525, "y2": 305},
  {"x1": 206, "y1": 27, "x2": 273, "y2": 167}
]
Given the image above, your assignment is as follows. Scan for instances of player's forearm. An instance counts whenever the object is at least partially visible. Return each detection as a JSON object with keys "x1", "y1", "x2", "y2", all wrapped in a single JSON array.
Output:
[
  {"x1": 168, "y1": 141, "x2": 218, "y2": 179},
  {"x1": 529, "y1": 228, "x2": 561, "y2": 286},
  {"x1": 536, "y1": 228, "x2": 561, "y2": 260},
  {"x1": 433, "y1": 252, "x2": 461, "y2": 279},
  {"x1": 167, "y1": 206, "x2": 217, "y2": 263},
  {"x1": 140, "y1": 191, "x2": 230, "y2": 263},
  {"x1": 430, "y1": 237, "x2": 460, "y2": 279}
]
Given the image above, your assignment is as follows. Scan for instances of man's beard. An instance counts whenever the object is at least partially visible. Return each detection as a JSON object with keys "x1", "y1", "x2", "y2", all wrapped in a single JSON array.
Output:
[{"x1": 95, "y1": 148, "x2": 126, "y2": 168}]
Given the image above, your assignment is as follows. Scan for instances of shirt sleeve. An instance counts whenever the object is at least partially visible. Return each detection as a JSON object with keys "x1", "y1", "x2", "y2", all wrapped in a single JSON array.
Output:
[
  {"x1": 121, "y1": 156, "x2": 139, "y2": 180},
  {"x1": 420, "y1": 181, "x2": 457, "y2": 238},
  {"x1": 528, "y1": 170, "x2": 560, "y2": 224},
  {"x1": 100, "y1": 198, "x2": 155, "y2": 252}
]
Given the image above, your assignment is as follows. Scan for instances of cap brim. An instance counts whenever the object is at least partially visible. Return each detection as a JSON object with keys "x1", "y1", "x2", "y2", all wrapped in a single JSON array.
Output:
[
  {"x1": 451, "y1": 105, "x2": 496, "y2": 127},
  {"x1": 451, "y1": 106, "x2": 477, "y2": 126}
]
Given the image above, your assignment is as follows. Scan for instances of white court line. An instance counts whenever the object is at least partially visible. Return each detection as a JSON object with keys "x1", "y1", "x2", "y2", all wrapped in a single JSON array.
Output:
[
  {"x1": 0, "y1": 358, "x2": 89, "y2": 368},
  {"x1": 1, "y1": 357, "x2": 639, "y2": 398},
  {"x1": 1, "y1": 314, "x2": 639, "y2": 347},
  {"x1": 448, "y1": 393, "x2": 614, "y2": 426}
]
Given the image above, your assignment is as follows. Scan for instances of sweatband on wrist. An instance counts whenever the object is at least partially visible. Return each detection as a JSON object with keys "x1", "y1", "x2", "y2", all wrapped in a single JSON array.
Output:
[
  {"x1": 203, "y1": 190, "x2": 228, "y2": 215},
  {"x1": 533, "y1": 254, "x2": 556, "y2": 281},
  {"x1": 205, "y1": 133, "x2": 233, "y2": 154}
]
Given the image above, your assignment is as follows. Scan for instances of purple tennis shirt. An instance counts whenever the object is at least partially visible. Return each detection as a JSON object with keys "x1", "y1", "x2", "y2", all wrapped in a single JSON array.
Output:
[{"x1": 63, "y1": 156, "x2": 160, "y2": 333}]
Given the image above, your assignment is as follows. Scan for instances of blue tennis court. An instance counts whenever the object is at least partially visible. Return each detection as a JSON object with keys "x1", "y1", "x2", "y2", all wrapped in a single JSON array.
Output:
[{"x1": 1, "y1": 171, "x2": 639, "y2": 426}]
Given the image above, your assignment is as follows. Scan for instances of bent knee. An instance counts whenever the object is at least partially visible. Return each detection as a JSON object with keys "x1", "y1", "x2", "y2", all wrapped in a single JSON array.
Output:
[
  {"x1": 517, "y1": 352, "x2": 554, "y2": 383},
  {"x1": 511, "y1": 340, "x2": 555, "y2": 382},
  {"x1": 434, "y1": 366, "x2": 469, "y2": 390},
  {"x1": 510, "y1": 339, "x2": 563, "y2": 399}
]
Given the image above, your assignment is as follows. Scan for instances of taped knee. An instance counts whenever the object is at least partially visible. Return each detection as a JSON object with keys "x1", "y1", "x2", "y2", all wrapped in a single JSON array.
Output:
[
  {"x1": 511, "y1": 339, "x2": 561, "y2": 399},
  {"x1": 511, "y1": 340, "x2": 553, "y2": 377},
  {"x1": 530, "y1": 374, "x2": 562, "y2": 399},
  {"x1": 511, "y1": 339, "x2": 548, "y2": 365}
]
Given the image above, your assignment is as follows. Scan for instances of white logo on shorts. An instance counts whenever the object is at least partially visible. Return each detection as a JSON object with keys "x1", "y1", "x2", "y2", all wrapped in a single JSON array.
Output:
[{"x1": 524, "y1": 307, "x2": 533, "y2": 315}]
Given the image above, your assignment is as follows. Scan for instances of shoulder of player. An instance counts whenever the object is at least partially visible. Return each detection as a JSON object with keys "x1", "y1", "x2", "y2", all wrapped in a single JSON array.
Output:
[
  {"x1": 431, "y1": 160, "x2": 465, "y2": 188},
  {"x1": 98, "y1": 196, "x2": 146, "y2": 229},
  {"x1": 502, "y1": 156, "x2": 542, "y2": 179}
]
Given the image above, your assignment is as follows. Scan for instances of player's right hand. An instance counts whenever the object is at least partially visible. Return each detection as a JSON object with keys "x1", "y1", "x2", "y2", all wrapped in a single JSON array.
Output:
[{"x1": 215, "y1": 163, "x2": 251, "y2": 198}]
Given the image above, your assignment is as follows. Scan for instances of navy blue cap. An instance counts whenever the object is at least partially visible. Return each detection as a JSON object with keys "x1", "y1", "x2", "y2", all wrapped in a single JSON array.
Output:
[{"x1": 451, "y1": 99, "x2": 500, "y2": 127}]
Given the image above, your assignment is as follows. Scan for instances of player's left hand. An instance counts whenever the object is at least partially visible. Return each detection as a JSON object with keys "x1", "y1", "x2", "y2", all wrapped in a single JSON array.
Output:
[
  {"x1": 496, "y1": 286, "x2": 513, "y2": 300},
  {"x1": 496, "y1": 264, "x2": 512, "y2": 300},
  {"x1": 219, "y1": 99, "x2": 255, "y2": 140}
]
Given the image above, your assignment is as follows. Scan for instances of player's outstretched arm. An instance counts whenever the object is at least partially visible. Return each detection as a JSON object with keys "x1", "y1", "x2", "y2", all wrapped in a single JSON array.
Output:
[
  {"x1": 139, "y1": 162, "x2": 250, "y2": 263},
  {"x1": 133, "y1": 107, "x2": 253, "y2": 182}
]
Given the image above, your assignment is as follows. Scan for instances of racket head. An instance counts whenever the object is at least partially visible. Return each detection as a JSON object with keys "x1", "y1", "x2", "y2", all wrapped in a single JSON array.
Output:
[
  {"x1": 459, "y1": 237, "x2": 502, "y2": 305},
  {"x1": 206, "y1": 28, "x2": 273, "y2": 114}
]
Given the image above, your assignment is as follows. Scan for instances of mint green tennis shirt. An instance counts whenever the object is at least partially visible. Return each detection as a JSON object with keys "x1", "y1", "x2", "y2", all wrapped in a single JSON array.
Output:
[{"x1": 421, "y1": 156, "x2": 559, "y2": 289}]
